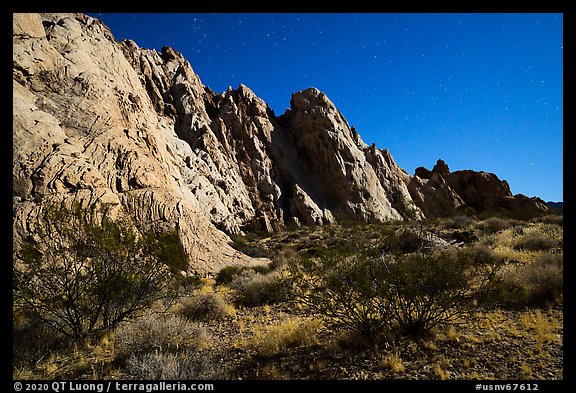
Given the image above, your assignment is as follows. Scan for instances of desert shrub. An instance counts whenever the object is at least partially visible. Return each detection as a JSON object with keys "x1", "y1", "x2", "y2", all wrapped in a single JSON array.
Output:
[
  {"x1": 252, "y1": 264, "x2": 273, "y2": 275},
  {"x1": 289, "y1": 245, "x2": 498, "y2": 338},
  {"x1": 114, "y1": 313, "x2": 209, "y2": 359},
  {"x1": 533, "y1": 215, "x2": 563, "y2": 226},
  {"x1": 126, "y1": 350, "x2": 221, "y2": 379},
  {"x1": 13, "y1": 311, "x2": 72, "y2": 370},
  {"x1": 150, "y1": 230, "x2": 189, "y2": 275},
  {"x1": 230, "y1": 270, "x2": 291, "y2": 307},
  {"x1": 215, "y1": 265, "x2": 245, "y2": 285},
  {"x1": 381, "y1": 226, "x2": 425, "y2": 254},
  {"x1": 288, "y1": 250, "x2": 386, "y2": 338},
  {"x1": 486, "y1": 253, "x2": 563, "y2": 307},
  {"x1": 229, "y1": 234, "x2": 272, "y2": 258},
  {"x1": 215, "y1": 264, "x2": 271, "y2": 285},
  {"x1": 513, "y1": 233, "x2": 557, "y2": 251},
  {"x1": 478, "y1": 217, "x2": 518, "y2": 234},
  {"x1": 13, "y1": 203, "x2": 179, "y2": 340},
  {"x1": 373, "y1": 250, "x2": 495, "y2": 336},
  {"x1": 179, "y1": 292, "x2": 235, "y2": 321},
  {"x1": 443, "y1": 215, "x2": 476, "y2": 229},
  {"x1": 469, "y1": 243, "x2": 501, "y2": 265},
  {"x1": 451, "y1": 230, "x2": 479, "y2": 244}
]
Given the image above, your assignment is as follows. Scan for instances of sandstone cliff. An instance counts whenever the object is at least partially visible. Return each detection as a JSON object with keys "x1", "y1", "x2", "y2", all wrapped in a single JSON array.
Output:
[
  {"x1": 13, "y1": 13, "x2": 263, "y2": 274},
  {"x1": 13, "y1": 13, "x2": 550, "y2": 274}
]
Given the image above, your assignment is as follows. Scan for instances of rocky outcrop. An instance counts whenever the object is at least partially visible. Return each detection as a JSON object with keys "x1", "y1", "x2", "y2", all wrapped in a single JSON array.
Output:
[
  {"x1": 409, "y1": 159, "x2": 549, "y2": 218},
  {"x1": 12, "y1": 13, "x2": 424, "y2": 274},
  {"x1": 276, "y1": 88, "x2": 412, "y2": 223},
  {"x1": 13, "y1": 13, "x2": 550, "y2": 273},
  {"x1": 13, "y1": 13, "x2": 262, "y2": 274}
]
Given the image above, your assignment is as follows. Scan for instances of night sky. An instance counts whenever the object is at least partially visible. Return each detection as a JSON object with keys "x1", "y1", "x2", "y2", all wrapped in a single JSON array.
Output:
[{"x1": 90, "y1": 13, "x2": 563, "y2": 202}]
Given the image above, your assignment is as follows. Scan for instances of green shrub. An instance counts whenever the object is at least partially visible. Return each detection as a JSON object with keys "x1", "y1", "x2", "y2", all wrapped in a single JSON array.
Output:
[
  {"x1": 149, "y1": 230, "x2": 189, "y2": 274},
  {"x1": 252, "y1": 264, "x2": 272, "y2": 275},
  {"x1": 13, "y1": 203, "x2": 178, "y2": 340},
  {"x1": 229, "y1": 234, "x2": 272, "y2": 258},
  {"x1": 215, "y1": 266, "x2": 246, "y2": 285},
  {"x1": 288, "y1": 250, "x2": 386, "y2": 338},
  {"x1": 215, "y1": 264, "x2": 272, "y2": 286}
]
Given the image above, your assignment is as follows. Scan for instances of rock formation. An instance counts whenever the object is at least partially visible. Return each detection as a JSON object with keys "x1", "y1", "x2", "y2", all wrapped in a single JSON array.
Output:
[
  {"x1": 408, "y1": 159, "x2": 549, "y2": 219},
  {"x1": 13, "y1": 13, "x2": 263, "y2": 274},
  {"x1": 13, "y1": 13, "x2": 551, "y2": 274}
]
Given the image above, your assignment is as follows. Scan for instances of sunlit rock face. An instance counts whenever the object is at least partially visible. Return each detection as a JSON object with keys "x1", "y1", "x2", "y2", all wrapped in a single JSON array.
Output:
[
  {"x1": 13, "y1": 13, "x2": 263, "y2": 274},
  {"x1": 13, "y1": 13, "x2": 548, "y2": 273}
]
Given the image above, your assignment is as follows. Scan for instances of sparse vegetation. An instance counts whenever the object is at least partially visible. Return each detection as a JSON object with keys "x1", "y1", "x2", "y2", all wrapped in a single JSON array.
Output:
[
  {"x1": 248, "y1": 317, "x2": 322, "y2": 357},
  {"x1": 477, "y1": 216, "x2": 520, "y2": 234},
  {"x1": 114, "y1": 313, "x2": 210, "y2": 359},
  {"x1": 13, "y1": 203, "x2": 180, "y2": 340},
  {"x1": 126, "y1": 350, "x2": 221, "y2": 379},
  {"x1": 179, "y1": 292, "x2": 235, "y2": 321},
  {"x1": 488, "y1": 251, "x2": 563, "y2": 307},
  {"x1": 229, "y1": 269, "x2": 291, "y2": 307},
  {"x1": 442, "y1": 215, "x2": 476, "y2": 229},
  {"x1": 514, "y1": 233, "x2": 557, "y2": 251},
  {"x1": 290, "y1": 239, "x2": 499, "y2": 338},
  {"x1": 13, "y1": 213, "x2": 562, "y2": 380},
  {"x1": 381, "y1": 351, "x2": 405, "y2": 374}
]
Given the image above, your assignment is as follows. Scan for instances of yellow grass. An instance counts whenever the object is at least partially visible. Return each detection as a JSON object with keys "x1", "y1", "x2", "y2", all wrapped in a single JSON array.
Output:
[
  {"x1": 381, "y1": 351, "x2": 406, "y2": 374},
  {"x1": 249, "y1": 317, "x2": 322, "y2": 357}
]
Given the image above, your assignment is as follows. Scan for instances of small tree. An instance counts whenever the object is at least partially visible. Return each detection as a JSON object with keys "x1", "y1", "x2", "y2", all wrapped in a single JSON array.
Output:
[{"x1": 13, "y1": 203, "x2": 182, "y2": 340}]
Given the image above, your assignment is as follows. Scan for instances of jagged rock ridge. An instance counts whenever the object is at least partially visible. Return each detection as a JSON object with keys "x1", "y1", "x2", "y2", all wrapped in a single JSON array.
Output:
[
  {"x1": 408, "y1": 159, "x2": 549, "y2": 219},
  {"x1": 13, "y1": 13, "x2": 550, "y2": 274}
]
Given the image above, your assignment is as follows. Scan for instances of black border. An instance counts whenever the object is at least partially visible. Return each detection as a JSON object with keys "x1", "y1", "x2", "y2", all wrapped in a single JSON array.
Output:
[{"x1": 9, "y1": 0, "x2": 573, "y2": 389}]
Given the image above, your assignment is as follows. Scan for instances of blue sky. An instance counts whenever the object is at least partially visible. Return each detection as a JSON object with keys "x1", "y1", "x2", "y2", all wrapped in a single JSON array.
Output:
[{"x1": 91, "y1": 13, "x2": 563, "y2": 202}]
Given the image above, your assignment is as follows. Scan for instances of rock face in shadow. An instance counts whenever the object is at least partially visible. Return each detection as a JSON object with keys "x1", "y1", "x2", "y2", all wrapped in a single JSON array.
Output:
[
  {"x1": 13, "y1": 13, "x2": 551, "y2": 273},
  {"x1": 408, "y1": 159, "x2": 549, "y2": 219}
]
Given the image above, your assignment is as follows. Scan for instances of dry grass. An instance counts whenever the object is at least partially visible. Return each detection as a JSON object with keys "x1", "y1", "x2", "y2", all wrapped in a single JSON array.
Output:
[
  {"x1": 519, "y1": 364, "x2": 533, "y2": 379},
  {"x1": 114, "y1": 313, "x2": 210, "y2": 359},
  {"x1": 125, "y1": 350, "x2": 222, "y2": 380},
  {"x1": 433, "y1": 363, "x2": 451, "y2": 380},
  {"x1": 519, "y1": 309, "x2": 560, "y2": 345},
  {"x1": 381, "y1": 351, "x2": 405, "y2": 374},
  {"x1": 477, "y1": 217, "x2": 520, "y2": 234},
  {"x1": 248, "y1": 317, "x2": 322, "y2": 357}
]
